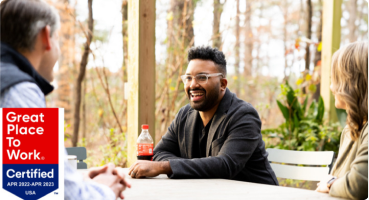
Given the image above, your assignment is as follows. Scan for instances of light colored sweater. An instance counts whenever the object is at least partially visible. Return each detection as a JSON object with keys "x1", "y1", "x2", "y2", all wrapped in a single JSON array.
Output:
[{"x1": 329, "y1": 123, "x2": 368, "y2": 200}]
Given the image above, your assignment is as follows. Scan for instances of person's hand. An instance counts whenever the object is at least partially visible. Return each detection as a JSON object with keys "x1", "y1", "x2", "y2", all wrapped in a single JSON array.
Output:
[
  {"x1": 84, "y1": 165, "x2": 109, "y2": 180},
  {"x1": 128, "y1": 160, "x2": 160, "y2": 178},
  {"x1": 87, "y1": 164, "x2": 131, "y2": 199},
  {"x1": 316, "y1": 175, "x2": 333, "y2": 193},
  {"x1": 91, "y1": 163, "x2": 128, "y2": 199},
  {"x1": 128, "y1": 160, "x2": 171, "y2": 178},
  {"x1": 113, "y1": 167, "x2": 132, "y2": 199}
]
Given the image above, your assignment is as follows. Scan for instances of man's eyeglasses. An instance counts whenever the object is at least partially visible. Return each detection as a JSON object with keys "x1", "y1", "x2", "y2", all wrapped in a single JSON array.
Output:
[{"x1": 180, "y1": 73, "x2": 224, "y2": 85}]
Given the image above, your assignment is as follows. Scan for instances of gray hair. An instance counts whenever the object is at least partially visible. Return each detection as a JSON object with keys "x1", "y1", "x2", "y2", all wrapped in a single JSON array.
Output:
[{"x1": 1, "y1": 0, "x2": 60, "y2": 51}]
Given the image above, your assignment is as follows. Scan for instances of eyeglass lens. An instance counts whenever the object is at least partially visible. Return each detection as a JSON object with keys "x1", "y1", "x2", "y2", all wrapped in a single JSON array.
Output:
[{"x1": 184, "y1": 75, "x2": 208, "y2": 84}]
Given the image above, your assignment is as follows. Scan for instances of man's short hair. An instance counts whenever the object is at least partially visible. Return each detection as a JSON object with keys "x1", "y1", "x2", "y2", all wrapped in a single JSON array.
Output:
[
  {"x1": 0, "y1": 0, "x2": 60, "y2": 51},
  {"x1": 187, "y1": 46, "x2": 227, "y2": 76}
]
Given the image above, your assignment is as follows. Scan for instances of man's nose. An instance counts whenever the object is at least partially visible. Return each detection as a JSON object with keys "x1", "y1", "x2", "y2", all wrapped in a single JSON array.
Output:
[{"x1": 189, "y1": 78, "x2": 199, "y2": 88}]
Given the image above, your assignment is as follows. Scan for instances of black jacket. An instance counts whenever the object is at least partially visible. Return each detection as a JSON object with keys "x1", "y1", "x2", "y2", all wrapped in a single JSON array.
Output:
[
  {"x1": 154, "y1": 88, "x2": 279, "y2": 185},
  {"x1": 0, "y1": 42, "x2": 53, "y2": 95}
]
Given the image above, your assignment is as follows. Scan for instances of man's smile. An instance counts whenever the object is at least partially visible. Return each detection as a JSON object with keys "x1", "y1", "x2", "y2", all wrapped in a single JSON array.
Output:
[{"x1": 189, "y1": 90, "x2": 205, "y2": 102}]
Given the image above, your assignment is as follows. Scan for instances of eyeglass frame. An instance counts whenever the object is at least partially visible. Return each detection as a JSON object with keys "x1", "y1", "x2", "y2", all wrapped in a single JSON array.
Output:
[{"x1": 180, "y1": 73, "x2": 224, "y2": 85}]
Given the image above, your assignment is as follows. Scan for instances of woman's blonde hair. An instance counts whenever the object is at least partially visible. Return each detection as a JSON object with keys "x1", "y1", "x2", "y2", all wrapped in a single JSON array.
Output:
[{"x1": 331, "y1": 42, "x2": 368, "y2": 140}]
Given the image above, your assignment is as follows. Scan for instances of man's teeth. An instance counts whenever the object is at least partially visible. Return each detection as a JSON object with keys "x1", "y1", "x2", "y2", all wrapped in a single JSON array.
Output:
[{"x1": 191, "y1": 93, "x2": 204, "y2": 97}]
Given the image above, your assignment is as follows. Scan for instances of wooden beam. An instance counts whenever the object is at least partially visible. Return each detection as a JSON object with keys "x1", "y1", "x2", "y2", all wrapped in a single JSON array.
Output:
[
  {"x1": 127, "y1": 0, "x2": 156, "y2": 166},
  {"x1": 320, "y1": 0, "x2": 341, "y2": 121}
]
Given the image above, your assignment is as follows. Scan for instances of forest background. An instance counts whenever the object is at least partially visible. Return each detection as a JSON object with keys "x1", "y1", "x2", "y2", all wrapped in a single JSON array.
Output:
[{"x1": 47, "y1": 0, "x2": 368, "y2": 187}]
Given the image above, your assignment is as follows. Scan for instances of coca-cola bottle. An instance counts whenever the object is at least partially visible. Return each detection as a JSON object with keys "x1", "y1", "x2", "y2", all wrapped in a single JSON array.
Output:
[{"x1": 137, "y1": 124, "x2": 154, "y2": 160}]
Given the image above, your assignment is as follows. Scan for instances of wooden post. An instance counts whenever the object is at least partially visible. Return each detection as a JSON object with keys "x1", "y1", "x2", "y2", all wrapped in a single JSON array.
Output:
[
  {"x1": 127, "y1": 0, "x2": 156, "y2": 166},
  {"x1": 320, "y1": 0, "x2": 341, "y2": 122}
]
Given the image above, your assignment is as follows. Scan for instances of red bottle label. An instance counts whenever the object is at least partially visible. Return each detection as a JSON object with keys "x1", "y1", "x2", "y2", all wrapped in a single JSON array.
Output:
[{"x1": 137, "y1": 143, "x2": 153, "y2": 156}]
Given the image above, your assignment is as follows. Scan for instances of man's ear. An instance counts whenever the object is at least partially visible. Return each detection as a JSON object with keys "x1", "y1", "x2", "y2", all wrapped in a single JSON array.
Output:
[
  {"x1": 220, "y1": 78, "x2": 227, "y2": 91},
  {"x1": 39, "y1": 25, "x2": 52, "y2": 51}
]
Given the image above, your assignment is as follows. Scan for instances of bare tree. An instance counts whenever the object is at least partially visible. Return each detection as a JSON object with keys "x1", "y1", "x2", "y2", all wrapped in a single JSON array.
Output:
[
  {"x1": 305, "y1": 0, "x2": 312, "y2": 71},
  {"x1": 312, "y1": 0, "x2": 323, "y2": 101},
  {"x1": 168, "y1": 0, "x2": 195, "y2": 46},
  {"x1": 121, "y1": 0, "x2": 128, "y2": 82},
  {"x1": 357, "y1": 0, "x2": 368, "y2": 41},
  {"x1": 313, "y1": 0, "x2": 322, "y2": 70},
  {"x1": 243, "y1": 0, "x2": 253, "y2": 77},
  {"x1": 234, "y1": 0, "x2": 240, "y2": 96},
  {"x1": 213, "y1": 0, "x2": 225, "y2": 49},
  {"x1": 72, "y1": 0, "x2": 94, "y2": 147},
  {"x1": 82, "y1": 79, "x2": 87, "y2": 139},
  {"x1": 281, "y1": 0, "x2": 288, "y2": 80},
  {"x1": 348, "y1": 0, "x2": 357, "y2": 42},
  {"x1": 94, "y1": 67, "x2": 124, "y2": 135},
  {"x1": 55, "y1": 0, "x2": 75, "y2": 137},
  {"x1": 254, "y1": 2, "x2": 264, "y2": 75},
  {"x1": 156, "y1": 0, "x2": 196, "y2": 143},
  {"x1": 119, "y1": 0, "x2": 128, "y2": 123}
]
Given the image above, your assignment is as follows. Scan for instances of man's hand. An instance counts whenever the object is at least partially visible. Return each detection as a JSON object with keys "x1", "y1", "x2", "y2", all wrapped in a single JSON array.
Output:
[
  {"x1": 128, "y1": 160, "x2": 172, "y2": 178},
  {"x1": 315, "y1": 175, "x2": 333, "y2": 193},
  {"x1": 89, "y1": 163, "x2": 131, "y2": 199}
]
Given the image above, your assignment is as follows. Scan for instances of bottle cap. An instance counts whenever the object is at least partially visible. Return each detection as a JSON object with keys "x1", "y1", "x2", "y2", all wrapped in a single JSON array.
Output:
[{"x1": 142, "y1": 124, "x2": 149, "y2": 130}]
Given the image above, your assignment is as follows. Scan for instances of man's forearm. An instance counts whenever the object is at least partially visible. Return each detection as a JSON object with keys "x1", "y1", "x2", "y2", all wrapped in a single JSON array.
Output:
[{"x1": 153, "y1": 151, "x2": 186, "y2": 161}]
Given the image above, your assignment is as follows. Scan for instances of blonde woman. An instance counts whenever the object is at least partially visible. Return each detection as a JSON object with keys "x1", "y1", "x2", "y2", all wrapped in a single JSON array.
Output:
[{"x1": 316, "y1": 42, "x2": 368, "y2": 199}]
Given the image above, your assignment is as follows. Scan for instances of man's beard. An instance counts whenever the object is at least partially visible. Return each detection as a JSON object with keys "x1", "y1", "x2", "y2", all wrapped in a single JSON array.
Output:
[{"x1": 188, "y1": 84, "x2": 220, "y2": 111}]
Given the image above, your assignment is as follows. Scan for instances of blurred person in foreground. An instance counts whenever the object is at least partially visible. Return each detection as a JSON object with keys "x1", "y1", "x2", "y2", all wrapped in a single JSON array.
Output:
[
  {"x1": 128, "y1": 46, "x2": 278, "y2": 185},
  {"x1": 0, "y1": 0, "x2": 130, "y2": 199},
  {"x1": 316, "y1": 42, "x2": 368, "y2": 200}
]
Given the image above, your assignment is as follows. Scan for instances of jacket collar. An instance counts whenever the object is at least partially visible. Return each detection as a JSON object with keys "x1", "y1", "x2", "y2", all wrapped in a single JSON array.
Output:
[
  {"x1": 206, "y1": 88, "x2": 232, "y2": 156},
  {"x1": 0, "y1": 42, "x2": 54, "y2": 95},
  {"x1": 184, "y1": 88, "x2": 233, "y2": 157}
]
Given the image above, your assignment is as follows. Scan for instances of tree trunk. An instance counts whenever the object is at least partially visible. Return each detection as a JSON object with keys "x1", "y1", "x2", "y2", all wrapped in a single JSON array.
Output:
[
  {"x1": 122, "y1": 0, "x2": 128, "y2": 83},
  {"x1": 212, "y1": 0, "x2": 224, "y2": 49},
  {"x1": 56, "y1": 0, "x2": 74, "y2": 138},
  {"x1": 156, "y1": 0, "x2": 196, "y2": 143},
  {"x1": 72, "y1": 0, "x2": 94, "y2": 147},
  {"x1": 282, "y1": 0, "x2": 288, "y2": 81},
  {"x1": 243, "y1": 0, "x2": 253, "y2": 77},
  {"x1": 357, "y1": 0, "x2": 367, "y2": 41},
  {"x1": 312, "y1": 0, "x2": 323, "y2": 101},
  {"x1": 168, "y1": 0, "x2": 195, "y2": 47},
  {"x1": 313, "y1": 0, "x2": 322, "y2": 69},
  {"x1": 120, "y1": 0, "x2": 128, "y2": 127},
  {"x1": 82, "y1": 78, "x2": 86, "y2": 140},
  {"x1": 305, "y1": 0, "x2": 312, "y2": 71},
  {"x1": 348, "y1": 0, "x2": 357, "y2": 42},
  {"x1": 254, "y1": 2, "x2": 263, "y2": 73},
  {"x1": 234, "y1": 0, "x2": 240, "y2": 96}
]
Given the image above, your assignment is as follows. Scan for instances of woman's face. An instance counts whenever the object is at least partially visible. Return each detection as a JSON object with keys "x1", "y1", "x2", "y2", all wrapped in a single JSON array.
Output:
[{"x1": 330, "y1": 70, "x2": 346, "y2": 110}]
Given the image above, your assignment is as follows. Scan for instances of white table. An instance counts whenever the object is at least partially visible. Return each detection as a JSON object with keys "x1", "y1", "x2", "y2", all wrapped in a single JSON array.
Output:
[{"x1": 123, "y1": 171, "x2": 346, "y2": 200}]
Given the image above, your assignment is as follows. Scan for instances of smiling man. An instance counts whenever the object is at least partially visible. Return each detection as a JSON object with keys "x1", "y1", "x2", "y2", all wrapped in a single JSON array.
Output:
[{"x1": 129, "y1": 46, "x2": 278, "y2": 185}]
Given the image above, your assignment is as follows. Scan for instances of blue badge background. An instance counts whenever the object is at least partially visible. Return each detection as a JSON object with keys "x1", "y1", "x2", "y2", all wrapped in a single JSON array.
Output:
[{"x1": 3, "y1": 164, "x2": 58, "y2": 200}]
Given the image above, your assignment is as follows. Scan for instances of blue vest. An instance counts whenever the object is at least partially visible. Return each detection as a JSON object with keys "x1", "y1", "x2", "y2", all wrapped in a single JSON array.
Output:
[{"x1": 0, "y1": 42, "x2": 53, "y2": 95}]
